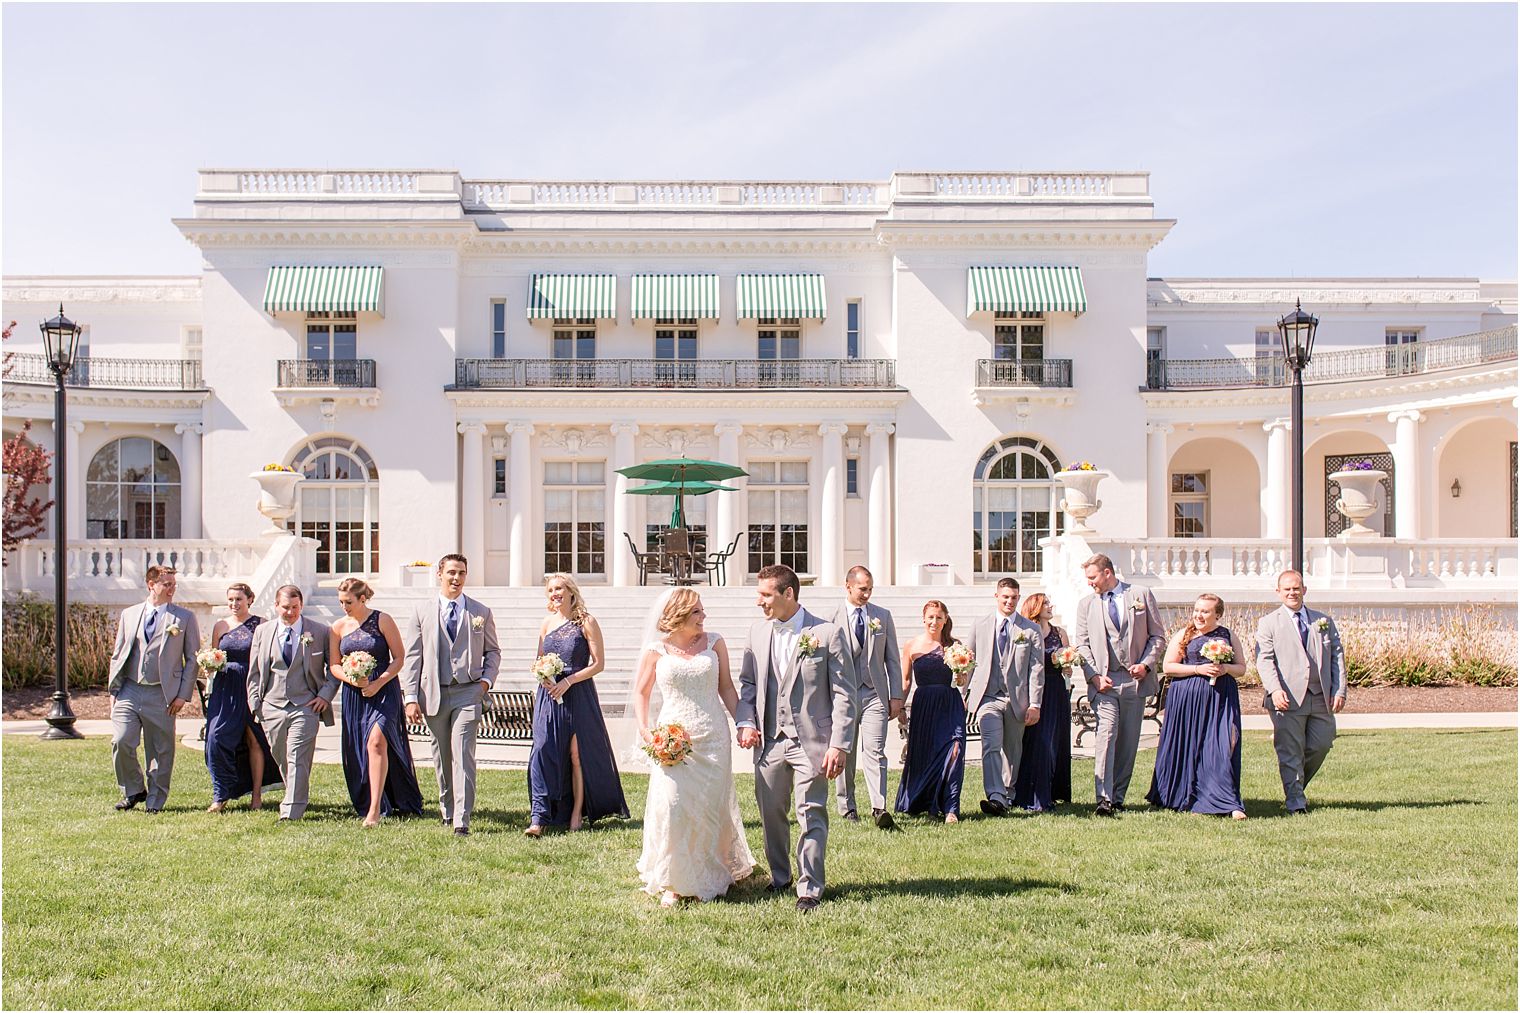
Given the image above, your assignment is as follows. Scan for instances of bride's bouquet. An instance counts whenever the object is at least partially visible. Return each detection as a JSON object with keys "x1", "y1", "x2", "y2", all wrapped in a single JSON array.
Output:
[
  {"x1": 196, "y1": 647, "x2": 227, "y2": 693},
  {"x1": 642, "y1": 723, "x2": 694, "y2": 767},
  {"x1": 341, "y1": 650, "x2": 376, "y2": 687},
  {"x1": 943, "y1": 642, "x2": 975, "y2": 688},
  {"x1": 532, "y1": 652, "x2": 565, "y2": 698},
  {"x1": 1198, "y1": 639, "x2": 1234, "y2": 686}
]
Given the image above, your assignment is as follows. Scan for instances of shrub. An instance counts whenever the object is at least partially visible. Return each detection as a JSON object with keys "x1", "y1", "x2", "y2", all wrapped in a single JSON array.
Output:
[{"x1": 1, "y1": 593, "x2": 119, "y2": 690}]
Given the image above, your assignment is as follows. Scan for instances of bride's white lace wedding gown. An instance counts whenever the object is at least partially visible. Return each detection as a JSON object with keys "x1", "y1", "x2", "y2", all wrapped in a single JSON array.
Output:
[{"x1": 636, "y1": 639, "x2": 755, "y2": 899}]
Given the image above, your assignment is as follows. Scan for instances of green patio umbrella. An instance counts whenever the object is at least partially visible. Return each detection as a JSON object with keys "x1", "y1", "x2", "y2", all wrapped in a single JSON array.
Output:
[{"x1": 617, "y1": 456, "x2": 748, "y2": 530}]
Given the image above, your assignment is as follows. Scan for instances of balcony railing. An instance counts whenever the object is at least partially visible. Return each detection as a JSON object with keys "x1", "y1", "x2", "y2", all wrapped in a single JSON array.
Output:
[
  {"x1": 450, "y1": 358, "x2": 897, "y2": 390},
  {"x1": 4, "y1": 353, "x2": 204, "y2": 390},
  {"x1": 276, "y1": 358, "x2": 377, "y2": 388},
  {"x1": 1148, "y1": 325, "x2": 1516, "y2": 390},
  {"x1": 975, "y1": 358, "x2": 1074, "y2": 388}
]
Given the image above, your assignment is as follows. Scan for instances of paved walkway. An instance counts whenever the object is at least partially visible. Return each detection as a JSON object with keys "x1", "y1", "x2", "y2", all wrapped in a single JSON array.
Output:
[{"x1": 6, "y1": 710, "x2": 1514, "y2": 771}]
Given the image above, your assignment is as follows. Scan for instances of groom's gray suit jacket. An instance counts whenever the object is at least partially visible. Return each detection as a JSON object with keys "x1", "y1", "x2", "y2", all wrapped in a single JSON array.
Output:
[
  {"x1": 402, "y1": 595, "x2": 501, "y2": 715},
  {"x1": 247, "y1": 618, "x2": 338, "y2": 726},
  {"x1": 1255, "y1": 605, "x2": 1346, "y2": 710},
  {"x1": 736, "y1": 609, "x2": 857, "y2": 768},
  {"x1": 107, "y1": 601, "x2": 199, "y2": 703},
  {"x1": 829, "y1": 601, "x2": 904, "y2": 707},
  {"x1": 966, "y1": 611, "x2": 1045, "y2": 716}
]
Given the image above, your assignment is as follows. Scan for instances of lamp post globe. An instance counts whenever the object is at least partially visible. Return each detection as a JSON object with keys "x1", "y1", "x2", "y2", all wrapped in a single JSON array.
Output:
[
  {"x1": 1277, "y1": 299, "x2": 1319, "y2": 575},
  {"x1": 39, "y1": 304, "x2": 84, "y2": 740}
]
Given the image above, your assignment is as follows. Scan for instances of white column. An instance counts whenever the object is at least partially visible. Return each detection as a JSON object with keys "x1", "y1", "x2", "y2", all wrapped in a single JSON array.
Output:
[
  {"x1": 458, "y1": 422, "x2": 486, "y2": 567},
  {"x1": 1388, "y1": 410, "x2": 1423, "y2": 539},
  {"x1": 865, "y1": 422, "x2": 894, "y2": 583},
  {"x1": 610, "y1": 422, "x2": 638, "y2": 587},
  {"x1": 1263, "y1": 418, "x2": 1290, "y2": 540},
  {"x1": 818, "y1": 423, "x2": 847, "y2": 585},
  {"x1": 65, "y1": 421, "x2": 84, "y2": 541},
  {"x1": 715, "y1": 422, "x2": 742, "y2": 559},
  {"x1": 506, "y1": 422, "x2": 534, "y2": 587},
  {"x1": 1145, "y1": 422, "x2": 1172, "y2": 538}
]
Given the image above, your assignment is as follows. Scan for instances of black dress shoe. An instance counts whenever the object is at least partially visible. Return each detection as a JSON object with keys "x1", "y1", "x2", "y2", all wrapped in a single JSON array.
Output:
[
  {"x1": 872, "y1": 808, "x2": 895, "y2": 830},
  {"x1": 439, "y1": 816, "x2": 450, "y2": 826},
  {"x1": 842, "y1": 809, "x2": 859, "y2": 822},
  {"x1": 1289, "y1": 807, "x2": 1309, "y2": 816},
  {"x1": 764, "y1": 880, "x2": 794, "y2": 894},
  {"x1": 980, "y1": 798, "x2": 1009, "y2": 818},
  {"x1": 453, "y1": 826, "x2": 470, "y2": 837},
  {"x1": 1095, "y1": 799, "x2": 1117, "y2": 817},
  {"x1": 144, "y1": 807, "x2": 163, "y2": 814},
  {"x1": 796, "y1": 897, "x2": 820, "y2": 914},
  {"x1": 114, "y1": 792, "x2": 147, "y2": 811}
]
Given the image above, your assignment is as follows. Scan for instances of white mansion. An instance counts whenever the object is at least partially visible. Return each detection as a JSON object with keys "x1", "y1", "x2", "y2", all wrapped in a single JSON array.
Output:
[{"x1": 4, "y1": 168, "x2": 1516, "y2": 623}]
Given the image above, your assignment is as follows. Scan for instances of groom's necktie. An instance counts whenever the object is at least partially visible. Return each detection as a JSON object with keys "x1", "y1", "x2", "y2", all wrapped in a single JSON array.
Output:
[
  {"x1": 997, "y1": 617, "x2": 1010, "y2": 660},
  {"x1": 143, "y1": 607, "x2": 159, "y2": 642},
  {"x1": 446, "y1": 601, "x2": 460, "y2": 641},
  {"x1": 1106, "y1": 591, "x2": 1121, "y2": 631},
  {"x1": 1295, "y1": 610, "x2": 1310, "y2": 651},
  {"x1": 281, "y1": 627, "x2": 294, "y2": 666},
  {"x1": 854, "y1": 608, "x2": 866, "y2": 646}
]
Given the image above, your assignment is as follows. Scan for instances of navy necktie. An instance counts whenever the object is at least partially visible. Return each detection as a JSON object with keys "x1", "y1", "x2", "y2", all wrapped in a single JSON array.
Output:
[
  {"x1": 997, "y1": 617, "x2": 1010, "y2": 658},
  {"x1": 143, "y1": 608, "x2": 159, "y2": 641},
  {"x1": 1296, "y1": 611, "x2": 1310, "y2": 650},
  {"x1": 282, "y1": 627, "x2": 294, "y2": 666},
  {"x1": 446, "y1": 601, "x2": 460, "y2": 641},
  {"x1": 1106, "y1": 592, "x2": 1121, "y2": 630},
  {"x1": 854, "y1": 608, "x2": 865, "y2": 645}
]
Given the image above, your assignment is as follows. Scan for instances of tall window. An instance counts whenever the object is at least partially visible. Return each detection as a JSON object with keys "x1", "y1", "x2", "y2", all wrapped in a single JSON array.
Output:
[
  {"x1": 846, "y1": 457, "x2": 860, "y2": 497},
  {"x1": 86, "y1": 437, "x2": 180, "y2": 539},
  {"x1": 757, "y1": 317, "x2": 801, "y2": 384},
  {"x1": 1510, "y1": 442, "x2": 1517, "y2": 539},
  {"x1": 972, "y1": 436, "x2": 1063, "y2": 576},
  {"x1": 846, "y1": 301, "x2": 862, "y2": 359},
  {"x1": 994, "y1": 311, "x2": 1045, "y2": 362},
  {"x1": 1324, "y1": 453, "x2": 1394, "y2": 537},
  {"x1": 1170, "y1": 472, "x2": 1210, "y2": 538},
  {"x1": 645, "y1": 490, "x2": 707, "y2": 552},
  {"x1": 748, "y1": 460, "x2": 809, "y2": 574},
  {"x1": 1254, "y1": 328, "x2": 1285, "y2": 385},
  {"x1": 491, "y1": 300, "x2": 507, "y2": 358},
  {"x1": 1385, "y1": 327, "x2": 1422, "y2": 375},
  {"x1": 493, "y1": 458, "x2": 507, "y2": 497},
  {"x1": 306, "y1": 311, "x2": 357, "y2": 359},
  {"x1": 654, "y1": 317, "x2": 698, "y2": 383},
  {"x1": 1146, "y1": 326, "x2": 1166, "y2": 389},
  {"x1": 551, "y1": 317, "x2": 596, "y2": 383},
  {"x1": 291, "y1": 437, "x2": 379, "y2": 575},
  {"x1": 544, "y1": 461, "x2": 605, "y2": 577},
  {"x1": 73, "y1": 325, "x2": 92, "y2": 384},
  {"x1": 181, "y1": 326, "x2": 203, "y2": 362}
]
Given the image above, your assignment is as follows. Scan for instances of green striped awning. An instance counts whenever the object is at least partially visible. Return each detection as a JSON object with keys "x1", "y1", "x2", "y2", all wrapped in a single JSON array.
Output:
[
  {"x1": 631, "y1": 274, "x2": 720, "y2": 320},
  {"x1": 967, "y1": 266, "x2": 1087, "y2": 315},
  {"x1": 263, "y1": 266, "x2": 384, "y2": 315},
  {"x1": 526, "y1": 274, "x2": 618, "y2": 320},
  {"x1": 736, "y1": 274, "x2": 827, "y2": 320}
]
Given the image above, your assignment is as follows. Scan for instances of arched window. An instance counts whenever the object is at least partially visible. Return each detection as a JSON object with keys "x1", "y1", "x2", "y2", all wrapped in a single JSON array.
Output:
[
  {"x1": 972, "y1": 436, "x2": 1064, "y2": 577},
  {"x1": 289, "y1": 437, "x2": 379, "y2": 576},
  {"x1": 86, "y1": 437, "x2": 180, "y2": 538}
]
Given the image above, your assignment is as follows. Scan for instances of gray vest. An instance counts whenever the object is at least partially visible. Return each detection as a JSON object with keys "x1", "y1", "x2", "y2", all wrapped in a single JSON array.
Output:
[
  {"x1": 1103, "y1": 593, "x2": 1127, "y2": 670},
  {"x1": 764, "y1": 634, "x2": 798, "y2": 742},
  {"x1": 123, "y1": 635, "x2": 152, "y2": 686},
  {"x1": 267, "y1": 628, "x2": 314, "y2": 710},
  {"x1": 849, "y1": 608, "x2": 872, "y2": 690},
  {"x1": 440, "y1": 605, "x2": 472, "y2": 685},
  {"x1": 986, "y1": 617, "x2": 1012, "y2": 700}
]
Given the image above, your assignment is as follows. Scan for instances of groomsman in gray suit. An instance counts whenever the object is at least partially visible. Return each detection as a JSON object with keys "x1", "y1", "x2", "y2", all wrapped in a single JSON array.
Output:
[
  {"x1": 1072, "y1": 553, "x2": 1164, "y2": 816},
  {"x1": 107, "y1": 565, "x2": 199, "y2": 812},
  {"x1": 403, "y1": 553, "x2": 501, "y2": 836},
  {"x1": 1255, "y1": 569, "x2": 1346, "y2": 814},
  {"x1": 736, "y1": 563, "x2": 857, "y2": 913},
  {"x1": 965, "y1": 577, "x2": 1044, "y2": 817},
  {"x1": 247, "y1": 585, "x2": 335, "y2": 821},
  {"x1": 830, "y1": 566, "x2": 903, "y2": 830}
]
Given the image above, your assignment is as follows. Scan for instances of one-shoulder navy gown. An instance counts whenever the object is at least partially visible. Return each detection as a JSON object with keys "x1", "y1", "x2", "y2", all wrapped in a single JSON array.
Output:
[
  {"x1": 527, "y1": 620, "x2": 629, "y2": 827},
  {"x1": 339, "y1": 610, "x2": 423, "y2": 817},
  {"x1": 203, "y1": 616, "x2": 282, "y2": 803},
  {"x1": 1146, "y1": 626, "x2": 1245, "y2": 815},
  {"x1": 894, "y1": 645, "x2": 967, "y2": 819},
  {"x1": 1013, "y1": 626, "x2": 1073, "y2": 811}
]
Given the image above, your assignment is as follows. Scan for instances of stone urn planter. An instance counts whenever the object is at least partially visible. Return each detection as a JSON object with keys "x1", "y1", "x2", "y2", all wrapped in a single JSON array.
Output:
[
  {"x1": 1055, "y1": 468, "x2": 1109, "y2": 535},
  {"x1": 1330, "y1": 468, "x2": 1387, "y2": 539},
  {"x1": 401, "y1": 563, "x2": 433, "y2": 588},
  {"x1": 250, "y1": 469, "x2": 304, "y2": 537}
]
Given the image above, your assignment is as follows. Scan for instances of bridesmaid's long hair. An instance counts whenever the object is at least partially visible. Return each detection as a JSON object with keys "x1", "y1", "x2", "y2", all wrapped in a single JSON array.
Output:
[
  {"x1": 1179, "y1": 594, "x2": 1225, "y2": 655},
  {"x1": 545, "y1": 572, "x2": 590, "y2": 625},
  {"x1": 923, "y1": 599, "x2": 954, "y2": 648},
  {"x1": 1019, "y1": 592, "x2": 1049, "y2": 624}
]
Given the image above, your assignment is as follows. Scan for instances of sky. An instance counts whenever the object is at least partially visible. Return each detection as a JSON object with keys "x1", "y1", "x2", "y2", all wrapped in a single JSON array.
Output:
[{"x1": 3, "y1": 2, "x2": 1516, "y2": 279}]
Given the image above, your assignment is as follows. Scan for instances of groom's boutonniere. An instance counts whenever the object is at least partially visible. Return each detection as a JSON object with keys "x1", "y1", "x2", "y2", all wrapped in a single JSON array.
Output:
[
  {"x1": 165, "y1": 619, "x2": 182, "y2": 638},
  {"x1": 867, "y1": 617, "x2": 883, "y2": 634},
  {"x1": 797, "y1": 632, "x2": 820, "y2": 658},
  {"x1": 470, "y1": 615, "x2": 485, "y2": 632},
  {"x1": 1131, "y1": 598, "x2": 1146, "y2": 613},
  {"x1": 1013, "y1": 629, "x2": 1032, "y2": 645},
  {"x1": 1315, "y1": 617, "x2": 1331, "y2": 633},
  {"x1": 299, "y1": 632, "x2": 314, "y2": 647}
]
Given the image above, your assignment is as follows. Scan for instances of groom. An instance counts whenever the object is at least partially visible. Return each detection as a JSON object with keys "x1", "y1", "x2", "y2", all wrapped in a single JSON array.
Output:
[{"x1": 737, "y1": 563, "x2": 857, "y2": 913}]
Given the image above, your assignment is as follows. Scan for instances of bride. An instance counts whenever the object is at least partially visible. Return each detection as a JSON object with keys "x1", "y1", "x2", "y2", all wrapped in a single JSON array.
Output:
[{"x1": 632, "y1": 588, "x2": 755, "y2": 906}]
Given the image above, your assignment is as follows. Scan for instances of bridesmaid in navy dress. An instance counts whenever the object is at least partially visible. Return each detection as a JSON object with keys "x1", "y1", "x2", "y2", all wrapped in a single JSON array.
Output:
[
  {"x1": 1013, "y1": 593, "x2": 1072, "y2": 812},
  {"x1": 330, "y1": 577, "x2": 423, "y2": 825},
  {"x1": 1146, "y1": 593, "x2": 1248, "y2": 820},
  {"x1": 525, "y1": 573, "x2": 628, "y2": 837},
  {"x1": 202, "y1": 582, "x2": 281, "y2": 812},
  {"x1": 893, "y1": 600, "x2": 967, "y2": 824}
]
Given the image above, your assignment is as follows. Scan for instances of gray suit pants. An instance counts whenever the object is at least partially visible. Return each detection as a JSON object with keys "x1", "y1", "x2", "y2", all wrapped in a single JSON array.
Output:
[
  {"x1": 263, "y1": 705, "x2": 319, "y2": 819},
  {"x1": 977, "y1": 696, "x2": 1023, "y2": 805},
  {"x1": 835, "y1": 687, "x2": 888, "y2": 814},
  {"x1": 756, "y1": 736, "x2": 829, "y2": 900},
  {"x1": 112, "y1": 680, "x2": 177, "y2": 808},
  {"x1": 1092, "y1": 680, "x2": 1144, "y2": 804},
  {"x1": 1269, "y1": 691, "x2": 1336, "y2": 811},
  {"x1": 426, "y1": 682, "x2": 483, "y2": 828}
]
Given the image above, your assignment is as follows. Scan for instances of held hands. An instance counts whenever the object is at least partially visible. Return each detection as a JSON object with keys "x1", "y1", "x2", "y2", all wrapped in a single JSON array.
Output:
[
  {"x1": 1023, "y1": 706, "x2": 1041, "y2": 727},
  {"x1": 821, "y1": 747, "x2": 846, "y2": 780},
  {"x1": 1272, "y1": 690, "x2": 1291, "y2": 712},
  {"x1": 1199, "y1": 662, "x2": 1224, "y2": 679},
  {"x1": 405, "y1": 702, "x2": 423, "y2": 722},
  {"x1": 736, "y1": 727, "x2": 761, "y2": 749}
]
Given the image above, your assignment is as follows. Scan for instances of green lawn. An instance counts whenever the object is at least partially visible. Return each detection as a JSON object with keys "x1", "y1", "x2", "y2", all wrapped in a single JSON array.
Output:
[{"x1": 3, "y1": 730, "x2": 1515, "y2": 1010}]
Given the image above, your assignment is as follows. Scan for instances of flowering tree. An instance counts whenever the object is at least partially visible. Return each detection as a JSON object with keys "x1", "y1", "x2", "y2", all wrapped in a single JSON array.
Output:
[{"x1": 2, "y1": 321, "x2": 54, "y2": 562}]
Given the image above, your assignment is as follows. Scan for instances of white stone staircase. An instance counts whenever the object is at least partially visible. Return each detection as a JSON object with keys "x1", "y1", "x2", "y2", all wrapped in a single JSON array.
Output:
[{"x1": 304, "y1": 584, "x2": 1025, "y2": 715}]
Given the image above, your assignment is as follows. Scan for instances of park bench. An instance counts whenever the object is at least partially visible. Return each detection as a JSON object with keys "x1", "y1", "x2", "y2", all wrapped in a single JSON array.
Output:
[
  {"x1": 1071, "y1": 679, "x2": 1168, "y2": 747},
  {"x1": 197, "y1": 685, "x2": 537, "y2": 744}
]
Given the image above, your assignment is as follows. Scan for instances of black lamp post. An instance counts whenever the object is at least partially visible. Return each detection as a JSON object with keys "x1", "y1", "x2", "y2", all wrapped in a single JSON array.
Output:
[
  {"x1": 1277, "y1": 299, "x2": 1319, "y2": 574},
  {"x1": 39, "y1": 304, "x2": 84, "y2": 740}
]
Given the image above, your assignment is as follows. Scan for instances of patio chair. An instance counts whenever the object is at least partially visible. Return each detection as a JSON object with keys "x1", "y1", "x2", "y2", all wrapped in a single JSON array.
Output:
[
  {"x1": 660, "y1": 528, "x2": 701, "y2": 585},
  {"x1": 699, "y1": 531, "x2": 745, "y2": 587},
  {"x1": 623, "y1": 531, "x2": 662, "y2": 587}
]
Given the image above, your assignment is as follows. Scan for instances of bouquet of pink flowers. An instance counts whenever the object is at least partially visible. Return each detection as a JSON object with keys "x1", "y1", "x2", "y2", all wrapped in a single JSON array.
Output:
[
  {"x1": 642, "y1": 723, "x2": 694, "y2": 767},
  {"x1": 1199, "y1": 639, "x2": 1234, "y2": 685},
  {"x1": 943, "y1": 642, "x2": 975, "y2": 688},
  {"x1": 196, "y1": 647, "x2": 227, "y2": 673},
  {"x1": 1051, "y1": 646, "x2": 1082, "y2": 671},
  {"x1": 532, "y1": 653, "x2": 565, "y2": 693},
  {"x1": 341, "y1": 650, "x2": 376, "y2": 687}
]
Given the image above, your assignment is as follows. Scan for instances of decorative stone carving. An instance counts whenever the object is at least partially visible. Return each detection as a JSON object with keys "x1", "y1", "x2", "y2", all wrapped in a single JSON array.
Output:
[
  {"x1": 539, "y1": 426, "x2": 606, "y2": 456},
  {"x1": 745, "y1": 427, "x2": 812, "y2": 453}
]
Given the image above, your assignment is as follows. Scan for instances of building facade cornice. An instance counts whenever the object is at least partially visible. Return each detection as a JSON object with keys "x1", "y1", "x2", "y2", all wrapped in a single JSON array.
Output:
[
  {"x1": 446, "y1": 389, "x2": 907, "y2": 414},
  {"x1": 2, "y1": 279, "x2": 201, "y2": 303},
  {"x1": 877, "y1": 221, "x2": 1175, "y2": 250},
  {"x1": 1148, "y1": 279, "x2": 1488, "y2": 306}
]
